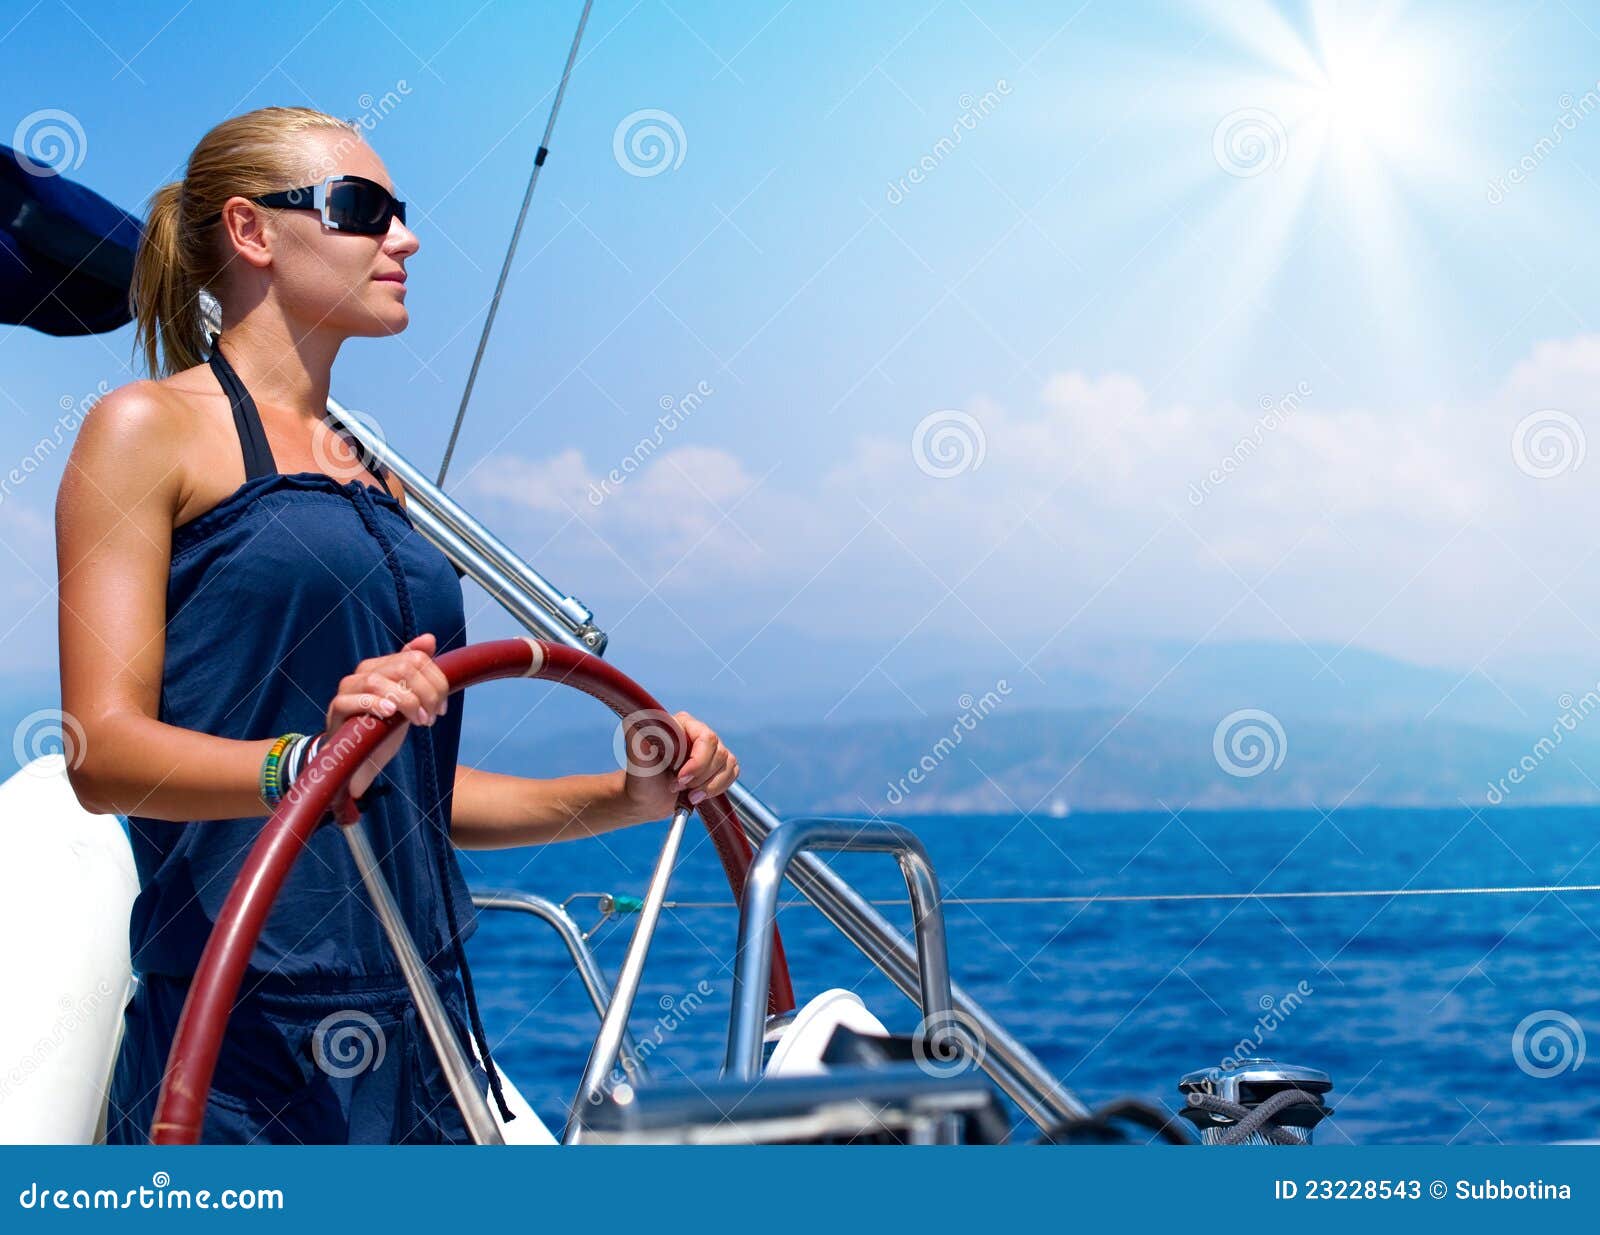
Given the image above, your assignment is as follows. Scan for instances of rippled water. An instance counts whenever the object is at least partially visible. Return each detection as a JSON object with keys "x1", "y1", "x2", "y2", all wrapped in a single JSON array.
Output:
[{"x1": 456, "y1": 806, "x2": 1600, "y2": 1144}]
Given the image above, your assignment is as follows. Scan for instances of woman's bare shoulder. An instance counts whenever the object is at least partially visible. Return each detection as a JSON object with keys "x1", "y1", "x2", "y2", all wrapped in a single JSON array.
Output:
[
  {"x1": 83, "y1": 370, "x2": 206, "y2": 446},
  {"x1": 65, "y1": 368, "x2": 212, "y2": 510}
]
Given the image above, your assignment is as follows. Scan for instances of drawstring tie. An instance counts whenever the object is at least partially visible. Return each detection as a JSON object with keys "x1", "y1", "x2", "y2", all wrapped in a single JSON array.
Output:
[{"x1": 345, "y1": 481, "x2": 516, "y2": 1125}]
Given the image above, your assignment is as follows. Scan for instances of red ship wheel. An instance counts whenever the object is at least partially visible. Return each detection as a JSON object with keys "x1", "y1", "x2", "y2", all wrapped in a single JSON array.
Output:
[{"x1": 149, "y1": 637, "x2": 795, "y2": 1144}]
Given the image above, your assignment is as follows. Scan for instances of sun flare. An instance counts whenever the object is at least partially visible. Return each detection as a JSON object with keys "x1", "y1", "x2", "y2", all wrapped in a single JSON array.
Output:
[{"x1": 1311, "y1": 33, "x2": 1439, "y2": 161}]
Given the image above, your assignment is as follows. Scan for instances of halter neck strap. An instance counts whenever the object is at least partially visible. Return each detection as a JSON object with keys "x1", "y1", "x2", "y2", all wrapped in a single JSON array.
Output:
[{"x1": 207, "y1": 332, "x2": 277, "y2": 482}]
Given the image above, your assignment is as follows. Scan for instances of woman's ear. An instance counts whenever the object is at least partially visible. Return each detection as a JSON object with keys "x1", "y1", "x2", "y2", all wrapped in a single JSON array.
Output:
[{"x1": 219, "y1": 199, "x2": 275, "y2": 271}]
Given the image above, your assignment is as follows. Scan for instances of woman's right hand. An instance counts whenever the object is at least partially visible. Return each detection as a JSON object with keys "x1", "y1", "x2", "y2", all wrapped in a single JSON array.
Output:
[{"x1": 322, "y1": 632, "x2": 451, "y2": 800}]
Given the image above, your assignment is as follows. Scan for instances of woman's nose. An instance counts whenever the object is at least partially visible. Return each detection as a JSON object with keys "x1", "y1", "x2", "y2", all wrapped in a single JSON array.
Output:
[{"x1": 387, "y1": 218, "x2": 419, "y2": 257}]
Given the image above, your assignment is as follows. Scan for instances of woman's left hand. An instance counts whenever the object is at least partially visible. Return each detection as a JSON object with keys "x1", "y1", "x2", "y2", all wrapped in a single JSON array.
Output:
[{"x1": 620, "y1": 710, "x2": 740, "y2": 822}]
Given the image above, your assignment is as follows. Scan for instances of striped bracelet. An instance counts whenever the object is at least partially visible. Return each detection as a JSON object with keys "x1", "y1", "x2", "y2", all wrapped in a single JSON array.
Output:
[
  {"x1": 260, "y1": 731, "x2": 323, "y2": 808},
  {"x1": 259, "y1": 733, "x2": 297, "y2": 808},
  {"x1": 284, "y1": 731, "x2": 323, "y2": 787}
]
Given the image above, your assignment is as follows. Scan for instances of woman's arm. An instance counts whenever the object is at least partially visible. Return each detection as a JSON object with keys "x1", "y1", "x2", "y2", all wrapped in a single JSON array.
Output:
[
  {"x1": 56, "y1": 384, "x2": 284, "y2": 820},
  {"x1": 449, "y1": 711, "x2": 743, "y2": 850},
  {"x1": 449, "y1": 764, "x2": 647, "y2": 849}
]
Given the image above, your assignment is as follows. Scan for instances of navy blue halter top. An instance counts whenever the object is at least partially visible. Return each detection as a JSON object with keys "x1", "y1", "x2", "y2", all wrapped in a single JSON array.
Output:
[{"x1": 122, "y1": 334, "x2": 512, "y2": 1119}]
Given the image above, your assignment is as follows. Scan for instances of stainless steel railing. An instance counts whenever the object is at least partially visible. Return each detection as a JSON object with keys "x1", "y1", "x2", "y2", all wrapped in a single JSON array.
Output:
[
  {"x1": 470, "y1": 888, "x2": 647, "y2": 1083},
  {"x1": 724, "y1": 816, "x2": 952, "y2": 1082}
]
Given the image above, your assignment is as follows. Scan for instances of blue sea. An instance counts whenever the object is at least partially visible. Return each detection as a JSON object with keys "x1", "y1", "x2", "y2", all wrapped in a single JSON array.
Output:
[{"x1": 456, "y1": 806, "x2": 1600, "y2": 1145}]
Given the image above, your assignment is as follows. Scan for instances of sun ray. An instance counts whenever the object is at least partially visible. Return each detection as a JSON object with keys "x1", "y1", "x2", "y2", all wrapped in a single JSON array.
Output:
[{"x1": 1154, "y1": 1, "x2": 1480, "y2": 401}]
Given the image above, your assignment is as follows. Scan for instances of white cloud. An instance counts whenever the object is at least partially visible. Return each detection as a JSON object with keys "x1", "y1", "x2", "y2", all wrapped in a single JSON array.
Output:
[
  {"x1": 472, "y1": 447, "x2": 594, "y2": 514},
  {"x1": 467, "y1": 443, "x2": 797, "y2": 575},
  {"x1": 460, "y1": 333, "x2": 1600, "y2": 674}
]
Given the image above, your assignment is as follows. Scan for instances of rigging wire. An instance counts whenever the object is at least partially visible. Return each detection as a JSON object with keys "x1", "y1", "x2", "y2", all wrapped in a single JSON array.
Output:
[
  {"x1": 656, "y1": 882, "x2": 1600, "y2": 910},
  {"x1": 436, "y1": 0, "x2": 595, "y2": 487}
]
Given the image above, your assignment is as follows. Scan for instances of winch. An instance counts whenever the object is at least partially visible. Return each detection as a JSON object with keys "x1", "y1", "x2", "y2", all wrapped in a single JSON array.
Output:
[{"x1": 1178, "y1": 1059, "x2": 1333, "y2": 1145}]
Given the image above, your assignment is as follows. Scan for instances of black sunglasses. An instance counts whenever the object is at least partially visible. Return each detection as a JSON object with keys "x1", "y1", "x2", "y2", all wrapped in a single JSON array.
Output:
[{"x1": 197, "y1": 174, "x2": 406, "y2": 235}]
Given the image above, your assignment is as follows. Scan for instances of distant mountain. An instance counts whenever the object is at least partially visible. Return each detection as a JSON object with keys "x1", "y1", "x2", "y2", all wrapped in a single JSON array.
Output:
[
  {"x1": 444, "y1": 632, "x2": 1592, "y2": 813},
  {"x1": 458, "y1": 701, "x2": 1600, "y2": 815},
  {"x1": 7, "y1": 637, "x2": 1596, "y2": 813}
]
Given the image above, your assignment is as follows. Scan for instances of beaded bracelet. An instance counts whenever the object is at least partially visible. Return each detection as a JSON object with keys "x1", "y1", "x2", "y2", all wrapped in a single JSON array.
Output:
[{"x1": 260, "y1": 733, "x2": 296, "y2": 807}]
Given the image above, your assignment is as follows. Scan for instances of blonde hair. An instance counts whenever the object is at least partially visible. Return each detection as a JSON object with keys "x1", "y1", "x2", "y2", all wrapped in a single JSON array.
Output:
[{"x1": 130, "y1": 106, "x2": 362, "y2": 377}]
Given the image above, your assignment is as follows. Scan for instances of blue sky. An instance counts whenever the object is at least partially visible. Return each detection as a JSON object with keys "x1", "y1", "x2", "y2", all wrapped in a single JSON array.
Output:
[{"x1": 7, "y1": 0, "x2": 1600, "y2": 719}]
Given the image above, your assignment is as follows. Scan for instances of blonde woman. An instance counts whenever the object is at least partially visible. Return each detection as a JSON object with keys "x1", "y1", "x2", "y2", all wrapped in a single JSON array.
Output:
[{"x1": 57, "y1": 106, "x2": 740, "y2": 1144}]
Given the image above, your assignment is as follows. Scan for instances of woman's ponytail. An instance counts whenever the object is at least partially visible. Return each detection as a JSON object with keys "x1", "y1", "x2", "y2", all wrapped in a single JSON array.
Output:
[{"x1": 130, "y1": 181, "x2": 203, "y2": 377}]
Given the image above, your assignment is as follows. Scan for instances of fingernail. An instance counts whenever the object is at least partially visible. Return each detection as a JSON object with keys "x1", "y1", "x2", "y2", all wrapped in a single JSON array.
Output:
[{"x1": 689, "y1": 789, "x2": 706, "y2": 805}]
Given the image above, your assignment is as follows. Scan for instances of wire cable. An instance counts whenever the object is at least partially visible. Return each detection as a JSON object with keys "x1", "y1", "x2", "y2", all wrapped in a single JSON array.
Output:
[
  {"x1": 653, "y1": 882, "x2": 1600, "y2": 910},
  {"x1": 437, "y1": 0, "x2": 594, "y2": 487}
]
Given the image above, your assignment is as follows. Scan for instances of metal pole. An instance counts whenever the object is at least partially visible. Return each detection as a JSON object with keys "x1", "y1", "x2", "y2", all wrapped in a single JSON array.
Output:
[
  {"x1": 563, "y1": 805, "x2": 692, "y2": 1142},
  {"x1": 343, "y1": 822, "x2": 505, "y2": 1144}
]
